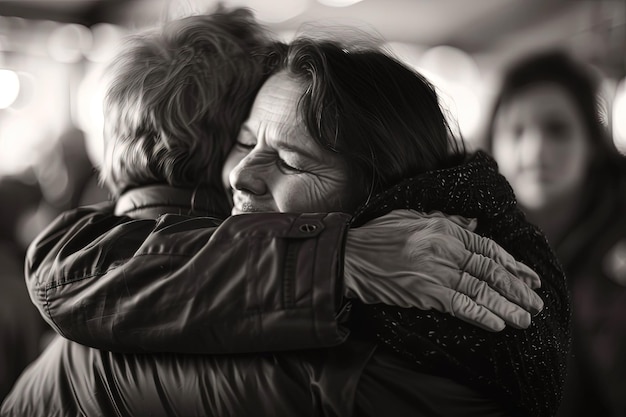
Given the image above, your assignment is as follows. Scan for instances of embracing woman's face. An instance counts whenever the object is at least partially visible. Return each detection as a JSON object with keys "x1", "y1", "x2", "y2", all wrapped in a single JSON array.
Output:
[
  {"x1": 222, "y1": 71, "x2": 357, "y2": 214},
  {"x1": 491, "y1": 83, "x2": 592, "y2": 210}
]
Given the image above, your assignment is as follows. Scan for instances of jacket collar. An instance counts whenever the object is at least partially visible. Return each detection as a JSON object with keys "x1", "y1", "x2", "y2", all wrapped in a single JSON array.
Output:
[{"x1": 115, "y1": 184, "x2": 230, "y2": 219}]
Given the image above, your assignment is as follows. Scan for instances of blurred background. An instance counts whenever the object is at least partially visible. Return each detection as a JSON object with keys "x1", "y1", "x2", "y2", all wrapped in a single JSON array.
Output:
[
  {"x1": 0, "y1": 0, "x2": 624, "y2": 184},
  {"x1": 0, "y1": 0, "x2": 624, "y2": 200},
  {"x1": 0, "y1": 0, "x2": 625, "y2": 408},
  {"x1": 0, "y1": 0, "x2": 624, "y2": 179}
]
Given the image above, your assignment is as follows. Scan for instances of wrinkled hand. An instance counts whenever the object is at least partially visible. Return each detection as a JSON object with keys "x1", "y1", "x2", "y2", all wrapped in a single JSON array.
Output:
[{"x1": 344, "y1": 209, "x2": 544, "y2": 332}]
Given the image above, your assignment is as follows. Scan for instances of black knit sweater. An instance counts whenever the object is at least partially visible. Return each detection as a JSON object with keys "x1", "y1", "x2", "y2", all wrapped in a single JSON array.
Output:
[{"x1": 350, "y1": 151, "x2": 571, "y2": 417}]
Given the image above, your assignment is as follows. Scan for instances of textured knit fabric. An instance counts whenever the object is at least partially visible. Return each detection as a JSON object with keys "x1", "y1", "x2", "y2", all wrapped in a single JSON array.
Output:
[{"x1": 350, "y1": 151, "x2": 571, "y2": 417}]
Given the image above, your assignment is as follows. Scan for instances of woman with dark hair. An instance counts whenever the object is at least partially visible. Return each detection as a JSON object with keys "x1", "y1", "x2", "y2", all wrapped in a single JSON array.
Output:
[
  {"x1": 3, "y1": 24, "x2": 565, "y2": 417},
  {"x1": 223, "y1": 38, "x2": 570, "y2": 416},
  {"x1": 485, "y1": 49, "x2": 626, "y2": 417}
]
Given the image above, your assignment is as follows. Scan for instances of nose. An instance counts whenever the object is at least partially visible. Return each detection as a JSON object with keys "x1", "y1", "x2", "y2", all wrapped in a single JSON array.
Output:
[
  {"x1": 519, "y1": 128, "x2": 547, "y2": 166},
  {"x1": 229, "y1": 152, "x2": 267, "y2": 196}
]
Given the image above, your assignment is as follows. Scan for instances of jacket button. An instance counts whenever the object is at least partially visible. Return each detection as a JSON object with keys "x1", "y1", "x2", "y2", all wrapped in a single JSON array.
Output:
[{"x1": 299, "y1": 223, "x2": 317, "y2": 233}]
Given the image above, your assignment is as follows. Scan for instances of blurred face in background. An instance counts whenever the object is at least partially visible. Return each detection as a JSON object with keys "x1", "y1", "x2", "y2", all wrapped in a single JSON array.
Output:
[
  {"x1": 491, "y1": 83, "x2": 593, "y2": 210},
  {"x1": 223, "y1": 71, "x2": 357, "y2": 214}
]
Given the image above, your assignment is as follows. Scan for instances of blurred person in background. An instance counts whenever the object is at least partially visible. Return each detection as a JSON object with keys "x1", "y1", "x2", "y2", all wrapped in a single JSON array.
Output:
[
  {"x1": 0, "y1": 121, "x2": 107, "y2": 404},
  {"x1": 485, "y1": 49, "x2": 626, "y2": 417},
  {"x1": 15, "y1": 125, "x2": 109, "y2": 249},
  {"x1": 4, "y1": 8, "x2": 566, "y2": 417},
  {"x1": 0, "y1": 177, "x2": 48, "y2": 402}
]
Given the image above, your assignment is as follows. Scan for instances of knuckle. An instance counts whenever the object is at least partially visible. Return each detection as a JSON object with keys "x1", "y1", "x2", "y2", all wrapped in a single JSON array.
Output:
[
  {"x1": 469, "y1": 279, "x2": 490, "y2": 301},
  {"x1": 449, "y1": 291, "x2": 466, "y2": 315},
  {"x1": 428, "y1": 236, "x2": 460, "y2": 259},
  {"x1": 497, "y1": 274, "x2": 513, "y2": 293},
  {"x1": 480, "y1": 257, "x2": 501, "y2": 280},
  {"x1": 427, "y1": 217, "x2": 453, "y2": 234}
]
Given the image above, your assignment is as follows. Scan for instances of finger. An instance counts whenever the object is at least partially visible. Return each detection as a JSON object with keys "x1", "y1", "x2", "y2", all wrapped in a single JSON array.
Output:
[
  {"x1": 450, "y1": 291, "x2": 506, "y2": 332},
  {"x1": 456, "y1": 229, "x2": 541, "y2": 289},
  {"x1": 456, "y1": 271, "x2": 532, "y2": 329},
  {"x1": 462, "y1": 253, "x2": 544, "y2": 315}
]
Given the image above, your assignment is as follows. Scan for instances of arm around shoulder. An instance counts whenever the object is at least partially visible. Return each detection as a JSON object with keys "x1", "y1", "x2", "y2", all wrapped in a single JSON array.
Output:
[{"x1": 25, "y1": 207, "x2": 353, "y2": 353}]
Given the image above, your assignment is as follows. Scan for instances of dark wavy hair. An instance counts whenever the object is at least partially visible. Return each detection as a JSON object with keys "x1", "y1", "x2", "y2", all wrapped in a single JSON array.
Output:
[
  {"x1": 263, "y1": 38, "x2": 466, "y2": 203},
  {"x1": 102, "y1": 7, "x2": 274, "y2": 202}
]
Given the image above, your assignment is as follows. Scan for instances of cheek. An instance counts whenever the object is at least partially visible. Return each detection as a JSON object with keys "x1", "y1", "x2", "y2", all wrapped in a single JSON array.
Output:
[
  {"x1": 559, "y1": 137, "x2": 592, "y2": 179},
  {"x1": 274, "y1": 175, "x2": 355, "y2": 213},
  {"x1": 284, "y1": 178, "x2": 356, "y2": 213},
  {"x1": 492, "y1": 137, "x2": 520, "y2": 177}
]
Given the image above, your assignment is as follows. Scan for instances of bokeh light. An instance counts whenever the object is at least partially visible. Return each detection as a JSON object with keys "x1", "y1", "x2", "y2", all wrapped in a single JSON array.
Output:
[
  {"x1": 317, "y1": 0, "x2": 364, "y2": 7},
  {"x1": 47, "y1": 23, "x2": 92, "y2": 63},
  {"x1": 76, "y1": 64, "x2": 107, "y2": 168},
  {"x1": 0, "y1": 69, "x2": 20, "y2": 109},
  {"x1": 613, "y1": 77, "x2": 626, "y2": 154},
  {"x1": 417, "y1": 45, "x2": 482, "y2": 141},
  {"x1": 84, "y1": 23, "x2": 126, "y2": 63}
]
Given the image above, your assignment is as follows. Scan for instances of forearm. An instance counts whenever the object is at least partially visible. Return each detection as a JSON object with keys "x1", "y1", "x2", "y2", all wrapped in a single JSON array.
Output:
[{"x1": 26, "y1": 206, "x2": 352, "y2": 353}]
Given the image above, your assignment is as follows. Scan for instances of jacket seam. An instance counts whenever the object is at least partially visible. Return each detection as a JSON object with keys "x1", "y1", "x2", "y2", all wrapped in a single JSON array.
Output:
[
  {"x1": 40, "y1": 252, "x2": 194, "y2": 290},
  {"x1": 283, "y1": 240, "x2": 300, "y2": 309},
  {"x1": 44, "y1": 285, "x2": 66, "y2": 339}
]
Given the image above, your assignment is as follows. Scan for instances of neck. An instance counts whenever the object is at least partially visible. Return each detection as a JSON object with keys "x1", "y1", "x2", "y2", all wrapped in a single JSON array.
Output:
[{"x1": 521, "y1": 190, "x2": 582, "y2": 247}]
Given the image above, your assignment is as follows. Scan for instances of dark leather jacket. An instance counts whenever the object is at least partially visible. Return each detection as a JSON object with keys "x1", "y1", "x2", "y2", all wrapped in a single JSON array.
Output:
[
  {"x1": 24, "y1": 185, "x2": 353, "y2": 354},
  {"x1": 2, "y1": 184, "x2": 508, "y2": 417}
]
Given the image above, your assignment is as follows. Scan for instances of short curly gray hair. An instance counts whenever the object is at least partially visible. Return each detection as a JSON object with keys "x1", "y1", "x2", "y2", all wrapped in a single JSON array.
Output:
[{"x1": 101, "y1": 7, "x2": 273, "y2": 202}]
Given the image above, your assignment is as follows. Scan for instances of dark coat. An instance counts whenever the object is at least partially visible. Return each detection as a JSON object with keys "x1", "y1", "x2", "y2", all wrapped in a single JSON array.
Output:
[
  {"x1": 2, "y1": 153, "x2": 569, "y2": 416},
  {"x1": 350, "y1": 151, "x2": 571, "y2": 417},
  {"x1": 555, "y1": 160, "x2": 626, "y2": 417}
]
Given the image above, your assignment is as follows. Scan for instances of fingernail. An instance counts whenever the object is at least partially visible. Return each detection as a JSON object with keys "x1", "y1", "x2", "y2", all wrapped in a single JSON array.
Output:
[
  {"x1": 531, "y1": 294, "x2": 544, "y2": 315},
  {"x1": 514, "y1": 311, "x2": 532, "y2": 329},
  {"x1": 532, "y1": 275, "x2": 541, "y2": 289},
  {"x1": 491, "y1": 320, "x2": 506, "y2": 332},
  {"x1": 519, "y1": 264, "x2": 541, "y2": 289}
]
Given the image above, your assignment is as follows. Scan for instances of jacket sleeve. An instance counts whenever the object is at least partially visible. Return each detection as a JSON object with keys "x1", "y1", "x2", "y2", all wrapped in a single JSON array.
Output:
[{"x1": 25, "y1": 204, "x2": 352, "y2": 353}]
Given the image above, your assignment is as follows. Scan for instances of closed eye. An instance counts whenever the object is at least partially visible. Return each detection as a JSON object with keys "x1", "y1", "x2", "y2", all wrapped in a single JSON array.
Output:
[
  {"x1": 235, "y1": 140, "x2": 255, "y2": 150},
  {"x1": 236, "y1": 125, "x2": 257, "y2": 150},
  {"x1": 277, "y1": 158, "x2": 305, "y2": 174}
]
